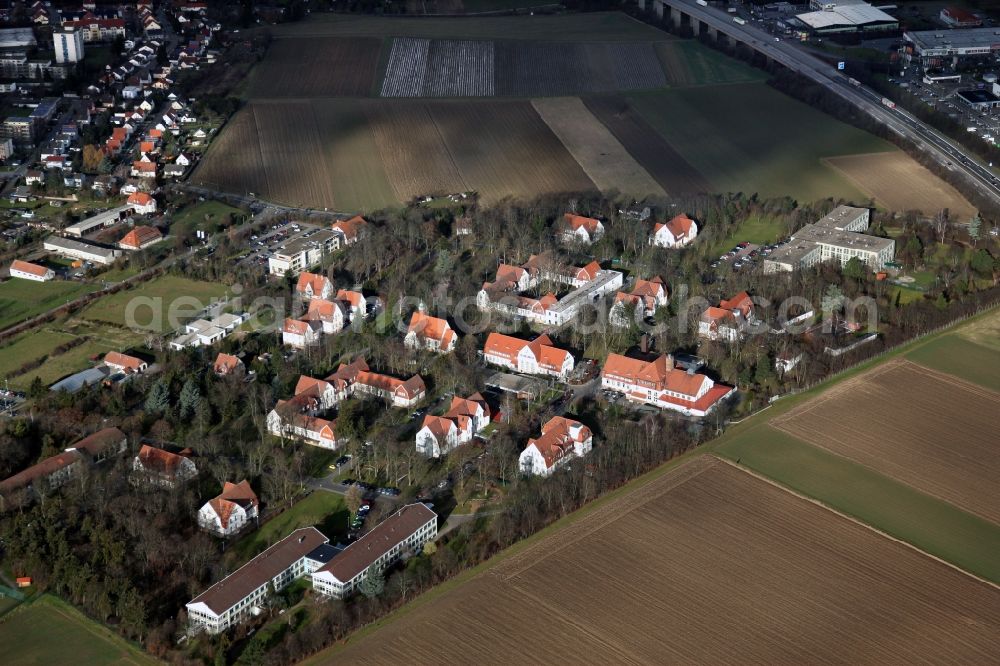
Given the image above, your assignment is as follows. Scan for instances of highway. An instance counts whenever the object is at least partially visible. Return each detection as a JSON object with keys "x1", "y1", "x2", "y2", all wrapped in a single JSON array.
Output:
[{"x1": 668, "y1": 0, "x2": 1000, "y2": 207}]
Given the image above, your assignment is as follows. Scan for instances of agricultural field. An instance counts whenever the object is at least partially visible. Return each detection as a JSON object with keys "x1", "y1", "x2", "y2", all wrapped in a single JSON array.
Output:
[
  {"x1": 771, "y1": 358, "x2": 1000, "y2": 525},
  {"x1": 0, "y1": 279, "x2": 98, "y2": 332},
  {"x1": 823, "y1": 152, "x2": 977, "y2": 218},
  {"x1": 0, "y1": 595, "x2": 156, "y2": 665},
  {"x1": 655, "y1": 39, "x2": 765, "y2": 87},
  {"x1": 627, "y1": 84, "x2": 897, "y2": 202},
  {"x1": 906, "y1": 308, "x2": 1000, "y2": 391},
  {"x1": 190, "y1": 108, "x2": 265, "y2": 199},
  {"x1": 531, "y1": 97, "x2": 665, "y2": 197},
  {"x1": 316, "y1": 457, "x2": 1000, "y2": 664},
  {"x1": 253, "y1": 101, "x2": 338, "y2": 209},
  {"x1": 0, "y1": 329, "x2": 77, "y2": 381},
  {"x1": 79, "y1": 275, "x2": 229, "y2": 333},
  {"x1": 584, "y1": 95, "x2": 712, "y2": 195},
  {"x1": 245, "y1": 37, "x2": 381, "y2": 98}
]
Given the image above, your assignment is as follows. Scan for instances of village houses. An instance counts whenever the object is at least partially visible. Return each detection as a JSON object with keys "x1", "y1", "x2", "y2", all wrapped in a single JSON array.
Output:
[
  {"x1": 404, "y1": 311, "x2": 457, "y2": 353},
  {"x1": 610, "y1": 276, "x2": 669, "y2": 327},
  {"x1": 197, "y1": 480, "x2": 259, "y2": 537},
  {"x1": 518, "y1": 416, "x2": 593, "y2": 476},
  {"x1": 698, "y1": 291, "x2": 756, "y2": 342},
  {"x1": 560, "y1": 213, "x2": 604, "y2": 244},
  {"x1": 415, "y1": 393, "x2": 491, "y2": 458},
  {"x1": 650, "y1": 213, "x2": 698, "y2": 248},
  {"x1": 484, "y1": 333, "x2": 574, "y2": 379},
  {"x1": 601, "y1": 353, "x2": 734, "y2": 417}
]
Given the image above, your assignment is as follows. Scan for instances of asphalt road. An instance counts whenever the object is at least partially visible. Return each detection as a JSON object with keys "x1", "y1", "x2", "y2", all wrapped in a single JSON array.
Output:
[{"x1": 672, "y1": 0, "x2": 1000, "y2": 207}]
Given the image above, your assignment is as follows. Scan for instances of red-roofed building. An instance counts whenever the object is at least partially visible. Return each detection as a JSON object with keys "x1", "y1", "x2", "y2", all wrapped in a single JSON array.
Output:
[
  {"x1": 651, "y1": 213, "x2": 698, "y2": 248},
  {"x1": 353, "y1": 370, "x2": 426, "y2": 408},
  {"x1": 940, "y1": 6, "x2": 981, "y2": 27},
  {"x1": 610, "y1": 276, "x2": 669, "y2": 326},
  {"x1": 561, "y1": 213, "x2": 604, "y2": 244},
  {"x1": 601, "y1": 353, "x2": 734, "y2": 416},
  {"x1": 0, "y1": 450, "x2": 84, "y2": 510},
  {"x1": 127, "y1": 191, "x2": 156, "y2": 214},
  {"x1": 131, "y1": 160, "x2": 156, "y2": 178},
  {"x1": 414, "y1": 393, "x2": 490, "y2": 457},
  {"x1": 213, "y1": 353, "x2": 244, "y2": 376},
  {"x1": 132, "y1": 445, "x2": 197, "y2": 487},
  {"x1": 118, "y1": 225, "x2": 162, "y2": 250},
  {"x1": 519, "y1": 416, "x2": 593, "y2": 476},
  {"x1": 296, "y1": 272, "x2": 334, "y2": 301},
  {"x1": 404, "y1": 311, "x2": 456, "y2": 353},
  {"x1": 335, "y1": 289, "x2": 368, "y2": 320},
  {"x1": 330, "y1": 215, "x2": 368, "y2": 248},
  {"x1": 282, "y1": 317, "x2": 321, "y2": 349},
  {"x1": 9, "y1": 259, "x2": 54, "y2": 282},
  {"x1": 699, "y1": 291, "x2": 756, "y2": 342},
  {"x1": 197, "y1": 480, "x2": 259, "y2": 537},
  {"x1": 266, "y1": 400, "x2": 340, "y2": 450},
  {"x1": 103, "y1": 351, "x2": 147, "y2": 374},
  {"x1": 483, "y1": 333, "x2": 574, "y2": 379}
]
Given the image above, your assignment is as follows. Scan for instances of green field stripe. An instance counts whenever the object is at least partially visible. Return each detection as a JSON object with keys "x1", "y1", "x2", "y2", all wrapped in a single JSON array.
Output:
[
  {"x1": 906, "y1": 334, "x2": 1000, "y2": 393},
  {"x1": 716, "y1": 425, "x2": 1000, "y2": 585}
]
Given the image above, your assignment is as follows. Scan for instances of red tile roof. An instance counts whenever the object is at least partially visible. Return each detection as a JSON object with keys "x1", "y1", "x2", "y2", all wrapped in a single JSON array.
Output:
[
  {"x1": 655, "y1": 213, "x2": 695, "y2": 239},
  {"x1": 407, "y1": 312, "x2": 455, "y2": 350},
  {"x1": 119, "y1": 226, "x2": 162, "y2": 249},
  {"x1": 104, "y1": 351, "x2": 145, "y2": 372},
  {"x1": 331, "y1": 215, "x2": 367, "y2": 242},
  {"x1": 73, "y1": 427, "x2": 126, "y2": 458},
  {"x1": 563, "y1": 213, "x2": 601, "y2": 234},
  {"x1": 213, "y1": 353, "x2": 243, "y2": 374},
  {"x1": 127, "y1": 191, "x2": 153, "y2": 207},
  {"x1": 295, "y1": 272, "x2": 331, "y2": 297},
  {"x1": 10, "y1": 259, "x2": 50, "y2": 278}
]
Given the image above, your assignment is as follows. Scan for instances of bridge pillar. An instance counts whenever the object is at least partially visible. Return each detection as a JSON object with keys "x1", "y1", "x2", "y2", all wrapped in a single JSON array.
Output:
[
  {"x1": 670, "y1": 6, "x2": 682, "y2": 27},
  {"x1": 638, "y1": 0, "x2": 646, "y2": 11},
  {"x1": 707, "y1": 26, "x2": 718, "y2": 41}
]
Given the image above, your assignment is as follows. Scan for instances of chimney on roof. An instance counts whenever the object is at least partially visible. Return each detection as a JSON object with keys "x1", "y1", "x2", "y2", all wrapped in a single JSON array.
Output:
[
  {"x1": 298, "y1": 536, "x2": 305, "y2": 543},
  {"x1": 640, "y1": 334, "x2": 649, "y2": 354},
  {"x1": 687, "y1": 366, "x2": 695, "y2": 375}
]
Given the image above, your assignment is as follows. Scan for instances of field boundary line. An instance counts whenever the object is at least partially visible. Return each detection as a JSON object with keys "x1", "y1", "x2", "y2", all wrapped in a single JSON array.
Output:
[
  {"x1": 490, "y1": 456, "x2": 716, "y2": 581},
  {"x1": 716, "y1": 456, "x2": 1000, "y2": 593},
  {"x1": 897, "y1": 357, "x2": 1000, "y2": 402}
]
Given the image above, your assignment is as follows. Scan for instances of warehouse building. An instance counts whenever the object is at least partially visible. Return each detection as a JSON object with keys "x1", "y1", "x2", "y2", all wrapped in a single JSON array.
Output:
[
  {"x1": 902, "y1": 28, "x2": 1000, "y2": 70},
  {"x1": 794, "y1": 3, "x2": 898, "y2": 34},
  {"x1": 64, "y1": 205, "x2": 132, "y2": 237},
  {"x1": 43, "y1": 236, "x2": 121, "y2": 265}
]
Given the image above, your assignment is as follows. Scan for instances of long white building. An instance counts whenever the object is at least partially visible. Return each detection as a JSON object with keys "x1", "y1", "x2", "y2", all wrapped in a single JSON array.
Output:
[
  {"x1": 764, "y1": 206, "x2": 894, "y2": 272},
  {"x1": 312, "y1": 503, "x2": 437, "y2": 599}
]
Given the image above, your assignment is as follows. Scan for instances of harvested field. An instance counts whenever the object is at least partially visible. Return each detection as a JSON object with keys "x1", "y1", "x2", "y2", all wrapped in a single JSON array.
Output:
[
  {"x1": 585, "y1": 95, "x2": 711, "y2": 195},
  {"x1": 191, "y1": 107, "x2": 267, "y2": 199},
  {"x1": 531, "y1": 97, "x2": 665, "y2": 197},
  {"x1": 772, "y1": 358, "x2": 1000, "y2": 525},
  {"x1": 366, "y1": 101, "x2": 467, "y2": 201},
  {"x1": 823, "y1": 152, "x2": 977, "y2": 218},
  {"x1": 428, "y1": 100, "x2": 597, "y2": 203},
  {"x1": 254, "y1": 102, "x2": 337, "y2": 208},
  {"x1": 493, "y1": 41, "x2": 667, "y2": 97},
  {"x1": 315, "y1": 456, "x2": 1000, "y2": 664},
  {"x1": 245, "y1": 37, "x2": 382, "y2": 98}
]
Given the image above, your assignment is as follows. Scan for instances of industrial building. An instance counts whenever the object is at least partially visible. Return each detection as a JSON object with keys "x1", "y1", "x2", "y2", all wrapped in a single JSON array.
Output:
[
  {"x1": 956, "y1": 89, "x2": 1000, "y2": 110},
  {"x1": 764, "y1": 206, "x2": 895, "y2": 272},
  {"x1": 794, "y1": 2, "x2": 898, "y2": 34},
  {"x1": 43, "y1": 236, "x2": 121, "y2": 265},
  {"x1": 902, "y1": 28, "x2": 1000, "y2": 70},
  {"x1": 64, "y1": 205, "x2": 133, "y2": 237}
]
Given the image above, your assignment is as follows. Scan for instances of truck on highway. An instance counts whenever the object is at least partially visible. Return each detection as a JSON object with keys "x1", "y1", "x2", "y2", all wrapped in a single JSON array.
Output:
[
  {"x1": 881, "y1": 97, "x2": 896, "y2": 109},
  {"x1": 727, "y1": 6, "x2": 737, "y2": 12},
  {"x1": 848, "y1": 77, "x2": 861, "y2": 87},
  {"x1": 733, "y1": 16, "x2": 746, "y2": 24},
  {"x1": 696, "y1": 0, "x2": 708, "y2": 5}
]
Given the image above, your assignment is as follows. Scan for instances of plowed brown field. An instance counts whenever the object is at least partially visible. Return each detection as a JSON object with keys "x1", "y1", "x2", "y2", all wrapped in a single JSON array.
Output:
[
  {"x1": 245, "y1": 37, "x2": 382, "y2": 98},
  {"x1": 314, "y1": 456, "x2": 1000, "y2": 665},
  {"x1": 772, "y1": 358, "x2": 1000, "y2": 524}
]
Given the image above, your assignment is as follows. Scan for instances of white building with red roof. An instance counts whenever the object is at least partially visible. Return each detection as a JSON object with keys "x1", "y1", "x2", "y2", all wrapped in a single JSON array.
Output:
[
  {"x1": 282, "y1": 317, "x2": 320, "y2": 349},
  {"x1": 330, "y1": 215, "x2": 368, "y2": 248},
  {"x1": 404, "y1": 311, "x2": 456, "y2": 353},
  {"x1": 118, "y1": 225, "x2": 162, "y2": 250},
  {"x1": 126, "y1": 191, "x2": 156, "y2": 214},
  {"x1": 650, "y1": 213, "x2": 698, "y2": 248},
  {"x1": 197, "y1": 480, "x2": 259, "y2": 537},
  {"x1": 601, "y1": 353, "x2": 734, "y2": 417},
  {"x1": 415, "y1": 393, "x2": 490, "y2": 457},
  {"x1": 103, "y1": 351, "x2": 147, "y2": 374},
  {"x1": 9, "y1": 259, "x2": 54, "y2": 282},
  {"x1": 213, "y1": 353, "x2": 244, "y2": 376},
  {"x1": 610, "y1": 276, "x2": 669, "y2": 327},
  {"x1": 483, "y1": 333, "x2": 574, "y2": 379},
  {"x1": 560, "y1": 213, "x2": 604, "y2": 245},
  {"x1": 295, "y1": 272, "x2": 334, "y2": 301},
  {"x1": 519, "y1": 416, "x2": 593, "y2": 476},
  {"x1": 132, "y1": 445, "x2": 197, "y2": 487},
  {"x1": 698, "y1": 291, "x2": 756, "y2": 342}
]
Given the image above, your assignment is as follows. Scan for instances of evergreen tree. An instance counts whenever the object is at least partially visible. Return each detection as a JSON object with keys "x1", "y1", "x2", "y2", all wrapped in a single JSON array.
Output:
[
  {"x1": 144, "y1": 380, "x2": 170, "y2": 414},
  {"x1": 178, "y1": 378, "x2": 201, "y2": 420},
  {"x1": 968, "y1": 214, "x2": 982, "y2": 244},
  {"x1": 358, "y1": 568, "x2": 385, "y2": 599}
]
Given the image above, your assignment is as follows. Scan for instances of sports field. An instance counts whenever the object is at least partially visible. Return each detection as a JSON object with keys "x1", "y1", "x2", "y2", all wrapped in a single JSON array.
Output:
[
  {"x1": 771, "y1": 358, "x2": 1000, "y2": 525},
  {"x1": 316, "y1": 457, "x2": 1000, "y2": 664},
  {"x1": 0, "y1": 595, "x2": 156, "y2": 665},
  {"x1": 80, "y1": 275, "x2": 229, "y2": 333},
  {"x1": 0, "y1": 279, "x2": 97, "y2": 332},
  {"x1": 823, "y1": 152, "x2": 977, "y2": 218}
]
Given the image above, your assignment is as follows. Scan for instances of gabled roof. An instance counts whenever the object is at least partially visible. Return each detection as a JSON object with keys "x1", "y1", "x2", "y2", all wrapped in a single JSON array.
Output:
[
  {"x1": 119, "y1": 226, "x2": 162, "y2": 248},
  {"x1": 575, "y1": 261, "x2": 602, "y2": 282},
  {"x1": 104, "y1": 351, "x2": 145, "y2": 372},
  {"x1": 407, "y1": 312, "x2": 455, "y2": 349},
  {"x1": 631, "y1": 276, "x2": 666, "y2": 299},
  {"x1": 655, "y1": 213, "x2": 695, "y2": 239},
  {"x1": 446, "y1": 393, "x2": 490, "y2": 420},
  {"x1": 325, "y1": 357, "x2": 369, "y2": 386},
  {"x1": 283, "y1": 318, "x2": 314, "y2": 336},
  {"x1": 213, "y1": 353, "x2": 243, "y2": 374},
  {"x1": 563, "y1": 213, "x2": 602, "y2": 234},
  {"x1": 336, "y1": 289, "x2": 365, "y2": 309},
  {"x1": 73, "y1": 427, "x2": 126, "y2": 458},
  {"x1": 331, "y1": 215, "x2": 367, "y2": 242},
  {"x1": 135, "y1": 444, "x2": 192, "y2": 478},
  {"x1": 127, "y1": 191, "x2": 153, "y2": 206},
  {"x1": 303, "y1": 298, "x2": 343, "y2": 323},
  {"x1": 10, "y1": 259, "x2": 50, "y2": 278},
  {"x1": 0, "y1": 450, "x2": 83, "y2": 496},
  {"x1": 527, "y1": 416, "x2": 591, "y2": 470},
  {"x1": 719, "y1": 291, "x2": 753, "y2": 317},
  {"x1": 420, "y1": 414, "x2": 456, "y2": 442},
  {"x1": 295, "y1": 272, "x2": 331, "y2": 297}
]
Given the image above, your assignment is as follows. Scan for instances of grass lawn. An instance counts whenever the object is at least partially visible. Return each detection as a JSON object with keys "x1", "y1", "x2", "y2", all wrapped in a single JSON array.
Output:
[
  {"x1": 714, "y1": 425, "x2": 1000, "y2": 584},
  {"x1": 906, "y1": 333, "x2": 1000, "y2": 392},
  {"x1": 890, "y1": 286, "x2": 926, "y2": 305},
  {"x1": 708, "y1": 214, "x2": 786, "y2": 256},
  {"x1": 80, "y1": 275, "x2": 229, "y2": 332},
  {"x1": 0, "y1": 329, "x2": 76, "y2": 381},
  {"x1": 98, "y1": 265, "x2": 142, "y2": 283},
  {"x1": 0, "y1": 595, "x2": 157, "y2": 665},
  {"x1": 628, "y1": 83, "x2": 895, "y2": 202},
  {"x1": 13, "y1": 338, "x2": 108, "y2": 390},
  {"x1": 0, "y1": 279, "x2": 98, "y2": 332},
  {"x1": 170, "y1": 200, "x2": 245, "y2": 236},
  {"x1": 656, "y1": 39, "x2": 766, "y2": 88},
  {"x1": 229, "y1": 492, "x2": 348, "y2": 564}
]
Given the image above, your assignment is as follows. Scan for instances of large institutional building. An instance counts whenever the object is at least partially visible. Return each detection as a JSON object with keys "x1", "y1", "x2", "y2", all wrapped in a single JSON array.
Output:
[{"x1": 763, "y1": 206, "x2": 894, "y2": 272}]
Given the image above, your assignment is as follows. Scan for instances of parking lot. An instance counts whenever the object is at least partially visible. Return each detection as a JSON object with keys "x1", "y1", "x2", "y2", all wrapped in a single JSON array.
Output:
[{"x1": 235, "y1": 217, "x2": 327, "y2": 268}]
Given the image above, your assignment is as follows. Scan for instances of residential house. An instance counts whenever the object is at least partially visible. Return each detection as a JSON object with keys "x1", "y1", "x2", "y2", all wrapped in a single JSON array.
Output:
[
  {"x1": 296, "y1": 272, "x2": 334, "y2": 301},
  {"x1": 698, "y1": 291, "x2": 755, "y2": 342},
  {"x1": 213, "y1": 353, "x2": 244, "y2": 376},
  {"x1": 186, "y1": 527, "x2": 330, "y2": 634},
  {"x1": 518, "y1": 416, "x2": 593, "y2": 476},
  {"x1": 483, "y1": 333, "x2": 574, "y2": 380},
  {"x1": 103, "y1": 351, "x2": 147, "y2": 374},
  {"x1": 197, "y1": 480, "x2": 259, "y2": 537},
  {"x1": 131, "y1": 160, "x2": 156, "y2": 178},
  {"x1": 267, "y1": 404, "x2": 339, "y2": 450},
  {"x1": 353, "y1": 369, "x2": 426, "y2": 408},
  {"x1": 312, "y1": 504, "x2": 436, "y2": 599},
  {"x1": 9, "y1": 259, "x2": 54, "y2": 282},
  {"x1": 72, "y1": 427, "x2": 128, "y2": 464},
  {"x1": 127, "y1": 191, "x2": 156, "y2": 214},
  {"x1": 336, "y1": 289, "x2": 368, "y2": 321},
  {"x1": 601, "y1": 353, "x2": 734, "y2": 417},
  {"x1": 415, "y1": 393, "x2": 490, "y2": 458},
  {"x1": 610, "y1": 276, "x2": 669, "y2": 327},
  {"x1": 25, "y1": 170, "x2": 44, "y2": 185},
  {"x1": 132, "y1": 445, "x2": 197, "y2": 487},
  {"x1": 282, "y1": 318, "x2": 320, "y2": 349},
  {"x1": 118, "y1": 226, "x2": 162, "y2": 250},
  {"x1": 404, "y1": 311, "x2": 456, "y2": 353},
  {"x1": 561, "y1": 213, "x2": 604, "y2": 244},
  {"x1": 330, "y1": 215, "x2": 367, "y2": 248},
  {"x1": 650, "y1": 213, "x2": 698, "y2": 248}
]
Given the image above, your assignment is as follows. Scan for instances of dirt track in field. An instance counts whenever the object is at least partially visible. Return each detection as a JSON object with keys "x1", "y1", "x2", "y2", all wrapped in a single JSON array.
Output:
[
  {"x1": 317, "y1": 456, "x2": 1000, "y2": 665},
  {"x1": 823, "y1": 152, "x2": 977, "y2": 218},
  {"x1": 773, "y1": 358, "x2": 1000, "y2": 524}
]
